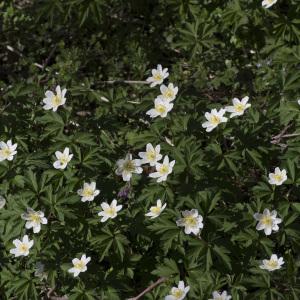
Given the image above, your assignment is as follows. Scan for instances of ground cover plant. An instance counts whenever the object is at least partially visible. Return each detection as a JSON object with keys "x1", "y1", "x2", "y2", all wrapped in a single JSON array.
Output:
[{"x1": 1, "y1": 0, "x2": 300, "y2": 299}]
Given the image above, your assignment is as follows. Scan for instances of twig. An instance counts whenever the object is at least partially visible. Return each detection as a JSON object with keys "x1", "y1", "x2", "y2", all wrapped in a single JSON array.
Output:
[
  {"x1": 127, "y1": 277, "x2": 167, "y2": 300},
  {"x1": 95, "y1": 80, "x2": 148, "y2": 85},
  {"x1": 271, "y1": 124, "x2": 292, "y2": 144}
]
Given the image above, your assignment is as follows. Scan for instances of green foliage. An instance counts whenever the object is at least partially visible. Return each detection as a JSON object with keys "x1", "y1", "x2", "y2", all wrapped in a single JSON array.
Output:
[{"x1": 1, "y1": 0, "x2": 300, "y2": 299}]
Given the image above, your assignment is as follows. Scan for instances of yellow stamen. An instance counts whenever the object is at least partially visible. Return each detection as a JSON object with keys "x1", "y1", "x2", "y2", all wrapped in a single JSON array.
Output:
[
  {"x1": 261, "y1": 215, "x2": 272, "y2": 226},
  {"x1": 52, "y1": 95, "x2": 62, "y2": 107},
  {"x1": 156, "y1": 104, "x2": 166, "y2": 114},
  {"x1": 184, "y1": 216, "x2": 197, "y2": 226},
  {"x1": 267, "y1": 260, "x2": 278, "y2": 268},
  {"x1": 74, "y1": 261, "x2": 85, "y2": 270},
  {"x1": 234, "y1": 103, "x2": 245, "y2": 112},
  {"x1": 146, "y1": 151, "x2": 156, "y2": 161},
  {"x1": 159, "y1": 165, "x2": 169, "y2": 175},
  {"x1": 150, "y1": 206, "x2": 161, "y2": 214},
  {"x1": 210, "y1": 115, "x2": 220, "y2": 125},
  {"x1": 20, "y1": 244, "x2": 28, "y2": 253},
  {"x1": 172, "y1": 289, "x2": 184, "y2": 298},
  {"x1": 30, "y1": 213, "x2": 41, "y2": 223}
]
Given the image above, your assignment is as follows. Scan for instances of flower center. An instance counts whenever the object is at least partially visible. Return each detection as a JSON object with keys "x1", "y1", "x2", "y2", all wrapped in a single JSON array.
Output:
[
  {"x1": 146, "y1": 151, "x2": 156, "y2": 161},
  {"x1": 123, "y1": 160, "x2": 136, "y2": 172},
  {"x1": 163, "y1": 89, "x2": 174, "y2": 99},
  {"x1": 159, "y1": 165, "x2": 169, "y2": 175},
  {"x1": 261, "y1": 215, "x2": 272, "y2": 226},
  {"x1": 267, "y1": 260, "x2": 278, "y2": 269},
  {"x1": 0, "y1": 148, "x2": 11, "y2": 157},
  {"x1": 106, "y1": 207, "x2": 116, "y2": 217},
  {"x1": 184, "y1": 216, "x2": 197, "y2": 227},
  {"x1": 156, "y1": 104, "x2": 166, "y2": 114},
  {"x1": 234, "y1": 103, "x2": 245, "y2": 112},
  {"x1": 83, "y1": 188, "x2": 94, "y2": 197},
  {"x1": 274, "y1": 174, "x2": 283, "y2": 182},
  {"x1": 74, "y1": 261, "x2": 85, "y2": 270},
  {"x1": 59, "y1": 156, "x2": 69, "y2": 165},
  {"x1": 150, "y1": 206, "x2": 161, "y2": 214},
  {"x1": 20, "y1": 244, "x2": 29, "y2": 253},
  {"x1": 30, "y1": 213, "x2": 41, "y2": 223},
  {"x1": 153, "y1": 73, "x2": 163, "y2": 81},
  {"x1": 210, "y1": 115, "x2": 220, "y2": 125},
  {"x1": 172, "y1": 289, "x2": 184, "y2": 299},
  {"x1": 52, "y1": 95, "x2": 62, "y2": 107}
]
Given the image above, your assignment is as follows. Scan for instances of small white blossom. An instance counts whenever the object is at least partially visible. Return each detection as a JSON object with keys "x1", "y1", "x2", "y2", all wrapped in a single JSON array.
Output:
[
  {"x1": 0, "y1": 140, "x2": 17, "y2": 162},
  {"x1": 21, "y1": 208, "x2": 48, "y2": 233},
  {"x1": 53, "y1": 147, "x2": 73, "y2": 170},
  {"x1": 262, "y1": 0, "x2": 277, "y2": 9},
  {"x1": 43, "y1": 85, "x2": 67, "y2": 111},
  {"x1": 98, "y1": 199, "x2": 122, "y2": 222},
  {"x1": 68, "y1": 254, "x2": 91, "y2": 277},
  {"x1": 10, "y1": 235, "x2": 34, "y2": 257},
  {"x1": 209, "y1": 291, "x2": 232, "y2": 300},
  {"x1": 176, "y1": 209, "x2": 204, "y2": 235},
  {"x1": 116, "y1": 154, "x2": 143, "y2": 181},
  {"x1": 253, "y1": 208, "x2": 282, "y2": 236},
  {"x1": 138, "y1": 143, "x2": 162, "y2": 166},
  {"x1": 165, "y1": 281, "x2": 190, "y2": 300},
  {"x1": 260, "y1": 254, "x2": 284, "y2": 272},
  {"x1": 34, "y1": 262, "x2": 48, "y2": 280},
  {"x1": 268, "y1": 167, "x2": 287, "y2": 185},
  {"x1": 77, "y1": 182, "x2": 100, "y2": 202},
  {"x1": 0, "y1": 195, "x2": 6, "y2": 209},
  {"x1": 149, "y1": 155, "x2": 175, "y2": 182},
  {"x1": 225, "y1": 96, "x2": 251, "y2": 118},
  {"x1": 202, "y1": 108, "x2": 228, "y2": 132},
  {"x1": 146, "y1": 97, "x2": 174, "y2": 118},
  {"x1": 297, "y1": 99, "x2": 300, "y2": 106},
  {"x1": 145, "y1": 199, "x2": 167, "y2": 219},
  {"x1": 159, "y1": 83, "x2": 179, "y2": 102},
  {"x1": 146, "y1": 64, "x2": 169, "y2": 87}
]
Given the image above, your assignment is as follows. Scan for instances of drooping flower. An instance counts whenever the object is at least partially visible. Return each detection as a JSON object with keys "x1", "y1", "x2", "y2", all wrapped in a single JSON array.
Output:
[
  {"x1": 260, "y1": 254, "x2": 284, "y2": 271},
  {"x1": 68, "y1": 254, "x2": 91, "y2": 277},
  {"x1": 21, "y1": 208, "x2": 48, "y2": 233},
  {"x1": 253, "y1": 208, "x2": 282, "y2": 236},
  {"x1": 98, "y1": 199, "x2": 122, "y2": 222},
  {"x1": 43, "y1": 85, "x2": 67, "y2": 112},
  {"x1": 116, "y1": 154, "x2": 143, "y2": 181},
  {"x1": 10, "y1": 235, "x2": 34, "y2": 257},
  {"x1": 176, "y1": 209, "x2": 204, "y2": 235},
  {"x1": 138, "y1": 143, "x2": 162, "y2": 166},
  {"x1": 146, "y1": 65, "x2": 169, "y2": 87},
  {"x1": 149, "y1": 155, "x2": 175, "y2": 182},
  {"x1": 34, "y1": 262, "x2": 48, "y2": 280},
  {"x1": 159, "y1": 83, "x2": 179, "y2": 102},
  {"x1": 225, "y1": 96, "x2": 251, "y2": 118},
  {"x1": 0, "y1": 195, "x2": 6, "y2": 209},
  {"x1": 145, "y1": 199, "x2": 167, "y2": 219},
  {"x1": 268, "y1": 167, "x2": 287, "y2": 186},
  {"x1": 209, "y1": 291, "x2": 232, "y2": 300},
  {"x1": 0, "y1": 140, "x2": 17, "y2": 162},
  {"x1": 262, "y1": 0, "x2": 277, "y2": 9},
  {"x1": 202, "y1": 108, "x2": 228, "y2": 132},
  {"x1": 165, "y1": 281, "x2": 190, "y2": 300},
  {"x1": 146, "y1": 97, "x2": 174, "y2": 118},
  {"x1": 117, "y1": 185, "x2": 131, "y2": 199},
  {"x1": 53, "y1": 147, "x2": 73, "y2": 170},
  {"x1": 77, "y1": 182, "x2": 100, "y2": 202}
]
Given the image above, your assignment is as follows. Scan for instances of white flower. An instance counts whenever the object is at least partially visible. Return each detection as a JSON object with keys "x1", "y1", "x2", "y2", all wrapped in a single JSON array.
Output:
[
  {"x1": 297, "y1": 99, "x2": 300, "y2": 106},
  {"x1": 202, "y1": 108, "x2": 228, "y2": 132},
  {"x1": 159, "y1": 83, "x2": 179, "y2": 102},
  {"x1": 146, "y1": 64, "x2": 169, "y2": 87},
  {"x1": 0, "y1": 140, "x2": 17, "y2": 162},
  {"x1": 116, "y1": 154, "x2": 143, "y2": 181},
  {"x1": 225, "y1": 96, "x2": 251, "y2": 118},
  {"x1": 43, "y1": 85, "x2": 67, "y2": 112},
  {"x1": 165, "y1": 281, "x2": 190, "y2": 300},
  {"x1": 268, "y1": 167, "x2": 287, "y2": 185},
  {"x1": 77, "y1": 182, "x2": 100, "y2": 202},
  {"x1": 68, "y1": 254, "x2": 91, "y2": 277},
  {"x1": 21, "y1": 208, "x2": 48, "y2": 233},
  {"x1": 10, "y1": 235, "x2": 34, "y2": 257},
  {"x1": 149, "y1": 155, "x2": 175, "y2": 182},
  {"x1": 209, "y1": 291, "x2": 232, "y2": 300},
  {"x1": 34, "y1": 262, "x2": 48, "y2": 280},
  {"x1": 98, "y1": 199, "x2": 122, "y2": 222},
  {"x1": 176, "y1": 209, "x2": 204, "y2": 235},
  {"x1": 146, "y1": 97, "x2": 174, "y2": 118},
  {"x1": 253, "y1": 208, "x2": 282, "y2": 236},
  {"x1": 145, "y1": 199, "x2": 167, "y2": 219},
  {"x1": 260, "y1": 254, "x2": 284, "y2": 271},
  {"x1": 138, "y1": 143, "x2": 162, "y2": 166},
  {"x1": 0, "y1": 195, "x2": 6, "y2": 209},
  {"x1": 262, "y1": 0, "x2": 277, "y2": 9},
  {"x1": 53, "y1": 147, "x2": 73, "y2": 170}
]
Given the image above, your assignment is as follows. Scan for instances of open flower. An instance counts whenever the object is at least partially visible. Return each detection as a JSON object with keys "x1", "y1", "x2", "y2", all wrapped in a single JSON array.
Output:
[
  {"x1": 0, "y1": 140, "x2": 17, "y2": 162},
  {"x1": 146, "y1": 64, "x2": 169, "y2": 87},
  {"x1": 10, "y1": 235, "x2": 34, "y2": 257},
  {"x1": 98, "y1": 199, "x2": 122, "y2": 222},
  {"x1": 145, "y1": 199, "x2": 167, "y2": 219},
  {"x1": 68, "y1": 254, "x2": 91, "y2": 277},
  {"x1": 260, "y1": 254, "x2": 284, "y2": 271},
  {"x1": 149, "y1": 155, "x2": 175, "y2": 182},
  {"x1": 262, "y1": 0, "x2": 277, "y2": 9},
  {"x1": 253, "y1": 208, "x2": 282, "y2": 236},
  {"x1": 138, "y1": 143, "x2": 162, "y2": 166},
  {"x1": 116, "y1": 154, "x2": 143, "y2": 181},
  {"x1": 225, "y1": 96, "x2": 251, "y2": 118},
  {"x1": 53, "y1": 147, "x2": 73, "y2": 170},
  {"x1": 202, "y1": 108, "x2": 227, "y2": 132},
  {"x1": 77, "y1": 182, "x2": 100, "y2": 202},
  {"x1": 165, "y1": 281, "x2": 190, "y2": 300},
  {"x1": 209, "y1": 291, "x2": 232, "y2": 300},
  {"x1": 176, "y1": 209, "x2": 203, "y2": 235},
  {"x1": 146, "y1": 97, "x2": 174, "y2": 118},
  {"x1": 159, "y1": 83, "x2": 178, "y2": 102},
  {"x1": 21, "y1": 208, "x2": 48, "y2": 233},
  {"x1": 268, "y1": 167, "x2": 287, "y2": 185},
  {"x1": 43, "y1": 85, "x2": 67, "y2": 111}
]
